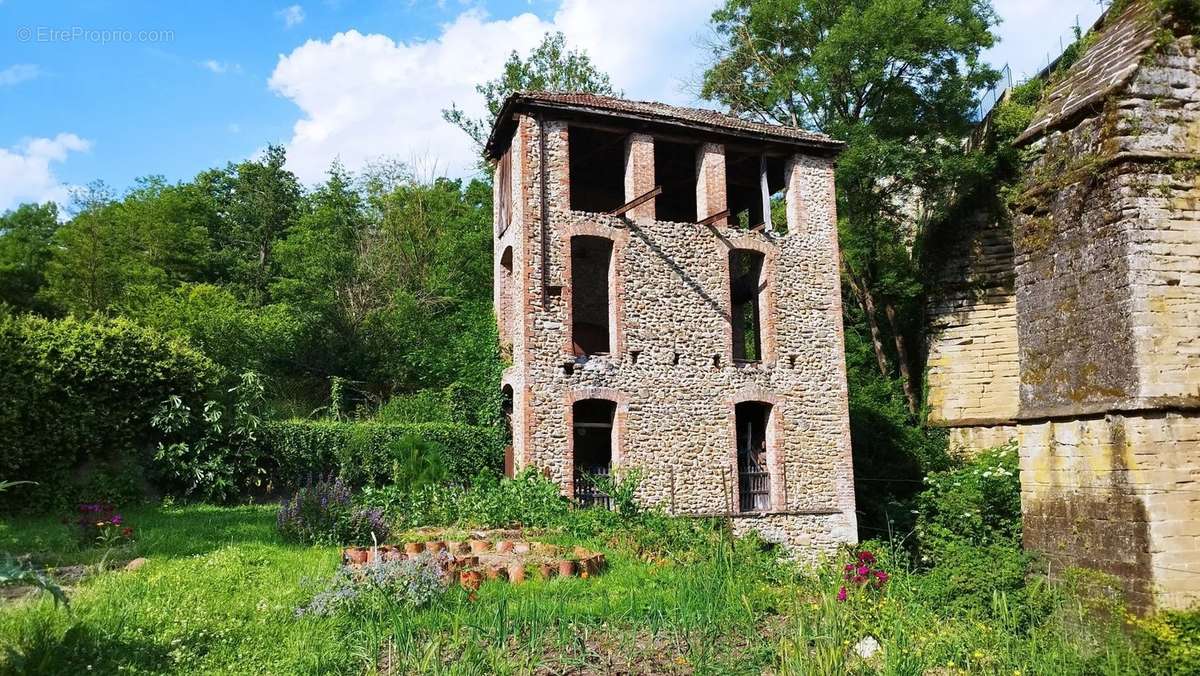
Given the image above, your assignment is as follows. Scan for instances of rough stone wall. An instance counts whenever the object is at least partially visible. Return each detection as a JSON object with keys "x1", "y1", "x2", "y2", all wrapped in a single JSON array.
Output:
[
  {"x1": 1020, "y1": 412, "x2": 1200, "y2": 611},
  {"x1": 926, "y1": 212, "x2": 1020, "y2": 430},
  {"x1": 1009, "y1": 30, "x2": 1199, "y2": 611},
  {"x1": 496, "y1": 114, "x2": 857, "y2": 555},
  {"x1": 925, "y1": 13, "x2": 1200, "y2": 610}
]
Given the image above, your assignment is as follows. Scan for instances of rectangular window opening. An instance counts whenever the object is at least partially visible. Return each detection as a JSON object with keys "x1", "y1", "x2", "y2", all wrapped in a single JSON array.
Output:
[
  {"x1": 736, "y1": 401, "x2": 771, "y2": 512},
  {"x1": 729, "y1": 249, "x2": 765, "y2": 362},
  {"x1": 571, "y1": 235, "x2": 613, "y2": 357},
  {"x1": 653, "y1": 139, "x2": 699, "y2": 223},
  {"x1": 568, "y1": 126, "x2": 627, "y2": 213},
  {"x1": 765, "y1": 156, "x2": 787, "y2": 233},
  {"x1": 725, "y1": 150, "x2": 764, "y2": 229}
]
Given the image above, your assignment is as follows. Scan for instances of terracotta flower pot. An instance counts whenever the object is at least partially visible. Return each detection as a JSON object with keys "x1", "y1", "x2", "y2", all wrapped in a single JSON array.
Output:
[
  {"x1": 446, "y1": 541, "x2": 466, "y2": 555},
  {"x1": 579, "y1": 556, "x2": 594, "y2": 578},
  {"x1": 495, "y1": 540, "x2": 514, "y2": 554},
  {"x1": 404, "y1": 542, "x2": 425, "y2": 556},
  {"x1": 558, "y1": 560, "x2": 576, "y2": 577},
  {"x1": 457, "y1": 555, "x2": 479, "y2": 568},
  {"x1": 513, "y1": 541, "x2": 531, "y2": 554},
  {"x1": 460, "y1": 570, "x2": 482, "y2": 591},
  {"x1": 426, "y1": 540, "x2": 447, "y2": 553},
  {"x1": 346, "y1": 547, "x2": 368, "y2": 565},
  {"x1": 508, "y1": 563, "x2": 526, "y2": 584},
  {"x1": 469, "y1": 540, "x2": 491, "y2": 554},
  {"x1": 485, "y1": 565, "x2": 509, "y2": 582},
  {"x1": 537, "y1": 563, "x2": 555, "y2": 580}
]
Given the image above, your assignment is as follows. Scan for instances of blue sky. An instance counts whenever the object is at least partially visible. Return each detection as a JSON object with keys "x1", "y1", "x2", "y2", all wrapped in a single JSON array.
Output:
[{"x1": 0, "y1": 0, "x2": 1107, "y2": 213}]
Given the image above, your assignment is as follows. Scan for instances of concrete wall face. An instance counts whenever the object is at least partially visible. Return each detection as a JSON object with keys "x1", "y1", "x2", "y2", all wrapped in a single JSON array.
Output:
[
  {"x1": 495, "y1": 115, "x2": 857, "y2": 556},
  {"x1": 926, "y1": 31, "x2": 1200, "y2": 611}
]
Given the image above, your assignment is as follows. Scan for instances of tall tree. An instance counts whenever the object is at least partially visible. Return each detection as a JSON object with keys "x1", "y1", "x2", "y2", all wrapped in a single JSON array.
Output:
[
  {"x1": 0, "y1": 202, "x2": 59, "y2": 312},
  {"x1": 442, "y1": 32, "x2": 621, "y2": 155},
  {"x1": 702, "y1": 0, "x2": 999, "y2": 415}
]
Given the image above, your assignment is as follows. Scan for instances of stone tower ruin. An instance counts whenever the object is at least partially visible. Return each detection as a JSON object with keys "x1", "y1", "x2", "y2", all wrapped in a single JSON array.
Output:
[
  {"x1": 926, "y1": 2, "x2": 1200, "y2": 611},
  {"x1": 485, "y1": 92, "x2": 857, "y2": 554}
]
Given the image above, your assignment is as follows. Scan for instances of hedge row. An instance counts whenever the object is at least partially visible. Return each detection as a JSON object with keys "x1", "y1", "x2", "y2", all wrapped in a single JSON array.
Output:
[
  {"x1": 0, "y1": 314, "x2": 220, "y2": 512},
  {"x1": 257, "y1": 420, "x2": 505, "y2": 489}
]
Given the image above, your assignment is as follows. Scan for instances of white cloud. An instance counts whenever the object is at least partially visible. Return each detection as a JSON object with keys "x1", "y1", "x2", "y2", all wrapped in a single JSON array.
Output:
[
  {"x1": 277, "y1": 4, "x2": 307, "y2": 29},
  {"x1": 0, "y1": 64, "x2": 41, "y2": 87},
  {"x1": 200, "y1": 59, "x2": 242, "y2": 74},
  {"x1": 268, "y1": 0, "x2": 719, "y2": 182},
  {"x1": 0, "y1": 133, "x2": 92, "y2": 212}
]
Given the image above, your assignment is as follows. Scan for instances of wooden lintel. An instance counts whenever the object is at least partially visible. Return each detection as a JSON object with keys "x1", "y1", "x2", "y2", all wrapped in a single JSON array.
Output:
[
  {"x1": 698, "y1": 209, "x2": 730, "y2": 227},
  {"x1": 607, "y1": 186, "x2": 662, "y2": 217}
]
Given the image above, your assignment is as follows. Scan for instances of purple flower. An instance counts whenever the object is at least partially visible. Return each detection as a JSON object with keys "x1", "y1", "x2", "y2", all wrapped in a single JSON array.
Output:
[{"x1": 837, "y1": 586, "x2": 848, "y2": 602}]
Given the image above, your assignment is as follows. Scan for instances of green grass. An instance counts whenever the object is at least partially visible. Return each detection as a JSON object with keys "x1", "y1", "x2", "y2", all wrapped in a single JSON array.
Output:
[{"x1": 0, "y1": 505, "x2": 1191, "y2": 675}]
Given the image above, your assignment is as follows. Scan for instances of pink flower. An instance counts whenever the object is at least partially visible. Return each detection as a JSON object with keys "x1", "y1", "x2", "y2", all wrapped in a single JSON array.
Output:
[
  {"x1": 837, "y1": 586, "x2": 848, "y2": 602},
  {"x1": 857, "y1": 551, "x2": 876, "y2": 565},
  {"x1": 856, "y1": 565, "x2": 869, "y2": 576}
]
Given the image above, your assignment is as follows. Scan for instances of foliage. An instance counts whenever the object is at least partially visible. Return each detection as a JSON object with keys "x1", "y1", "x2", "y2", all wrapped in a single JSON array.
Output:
[
  {"x1": 442, "y1": 31, "x2": 620, "y2": 154},
  {"x1": 360, "y1": 468, "x2": 571, "y2": 532},
  {"x1": 1132, "y1": 609, "x2": 1200, "y2": 674},
  {"x1": 276, "y1": 474, "x2": 390, "y2": 546},
  {"x1": 0, "y1": 203, "x2": 59, "y2": 314},
  {"x1": 916, "y1": 441, "x2": 1022, "y2": 561},
  {"x1": 259, "y1": 420, "x2": 504, "y2": 490},
  {"x1": 295, "y1": 554, "x2": 452, "y2": 617},
  {"x1": 381, "y1": 434, "x2": 449, "y2": 490},
  {"x1": 149, "y1": 371, "x2": 269, "y2": 502},
  {"x1": 0, "y1": 558, "x2": 67, "y2": 610},
  {"x1": 73, "y1": 503, "x2": 134, "y2": 548},
  {"x1": 0, "y1": 314, "x2": 219, "y2": 513}
]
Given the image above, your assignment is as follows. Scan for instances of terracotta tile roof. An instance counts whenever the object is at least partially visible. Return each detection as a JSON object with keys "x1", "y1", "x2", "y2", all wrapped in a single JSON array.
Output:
[
  {"x1": 1016, "y1": 1, "x2": 1159, "y2": 145},
  {"x1": 485, "y1": 91, "x2": 842, "y2": 158}
]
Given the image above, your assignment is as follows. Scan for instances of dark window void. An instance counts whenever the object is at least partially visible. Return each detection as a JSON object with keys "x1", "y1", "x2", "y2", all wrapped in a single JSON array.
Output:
[
  {"x1": 569, "y1": 126, "x2": 626, "y2": 213},
  {"x1": 573, "y1": 399, "x2": 615, "y2": 508},
  {"x1": 498, "y1": 246, "x2": 514, "y2": 346},
  {"x1": 729, "y1": 249, "x2": 765, "y2": 362},
  {"x1": 736, "y1": 401, "x2": 771, "y2": 512},
  {"x1": 571, "y1": 235, "x2": 613, "y2": 356},
  {"x1": 502, "y1": 384, "x2": 514, "y2": 478},
  {"x1": 654, "y1": 139, "x2": 698, "y2": 223},
  {"x1": 725, "y1": 152, "x2": 787, "y2": 229}
]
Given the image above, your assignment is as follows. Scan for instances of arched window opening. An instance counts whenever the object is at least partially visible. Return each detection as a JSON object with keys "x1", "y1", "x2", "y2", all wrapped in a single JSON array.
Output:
[
  {"x1": 736, "y1": 401, "x2": 772, "y2": 512},
  {"x1": 729, "y1": 249, "x2": 765, "y2": 362},
  {"x1": 502, "y1": 384, "x2": 514, "y2": 478},
  {"x1": 573, "y1": 399, "x2": 615, "y2": 509},
  {"x1": 570, "y1": 235, "x2": 613, "y2": 357},
  {"x1": 498, "y1": 246, "x2": 514, "y2": 347}
]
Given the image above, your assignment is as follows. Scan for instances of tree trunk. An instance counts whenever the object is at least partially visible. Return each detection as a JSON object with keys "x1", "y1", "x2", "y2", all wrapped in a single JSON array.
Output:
[
  {"x1": 885, "y1": 302, "x2": 919, "y2": 416},
  {"x1": 845, "y1": 271, "x2": 891, "y2": 380}
]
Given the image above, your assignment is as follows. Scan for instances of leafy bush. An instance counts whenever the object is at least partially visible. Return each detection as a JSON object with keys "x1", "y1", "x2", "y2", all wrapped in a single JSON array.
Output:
[
  {"x1": 276, "y1": 475, "x2": 389, "y2": 546},
  {"x1": 1132, "y1": 610, "x2": 1200, "y2": 675},
  {"x1": 916, "y1": 441, "x2": 1022, "y2": 562},
  {"x1": 150, "y1": 371, "x2": 269, "y2": 502},
  {"x1": 360, "y1": 468, "x2": 570, "y2": 531},
  {"x1": 295, "y1": 554, "x2": 452, "y2": 617},
  {"x1": 0, "y1": 314, "x2": 219, "y2": 513},
  {"x1": 258, "y1": 420, "x2": 503, "y2": 490}
]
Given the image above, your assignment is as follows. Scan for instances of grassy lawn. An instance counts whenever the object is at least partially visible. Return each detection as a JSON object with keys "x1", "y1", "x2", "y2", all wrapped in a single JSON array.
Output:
[
  {"x1": 0, "y1": 505, "x2": 778, "y2": 674},
  {"x1": 0, "y1": 504, "x2": 1188, "y2": 675}
]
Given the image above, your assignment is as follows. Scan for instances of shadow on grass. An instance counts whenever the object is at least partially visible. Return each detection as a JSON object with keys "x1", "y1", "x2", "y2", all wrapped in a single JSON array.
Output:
[{"x1": 0, "y1": 612, "x2": 177, "y2": 676}]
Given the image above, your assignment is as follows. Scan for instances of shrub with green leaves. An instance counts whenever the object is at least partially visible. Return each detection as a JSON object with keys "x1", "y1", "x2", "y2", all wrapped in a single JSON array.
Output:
[
  {"x1": 360, "y1": 468, "x2": 570, "y2": 531},
  {"x1": 0, "y1": 314, "x2": 219, "y2": 512},
  {"x1": 258, "y1": 419, "x2": 503, "y2": 489},
  {"x1": 916, "y1": 441, "x2": 1022, "y2": 562}
]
